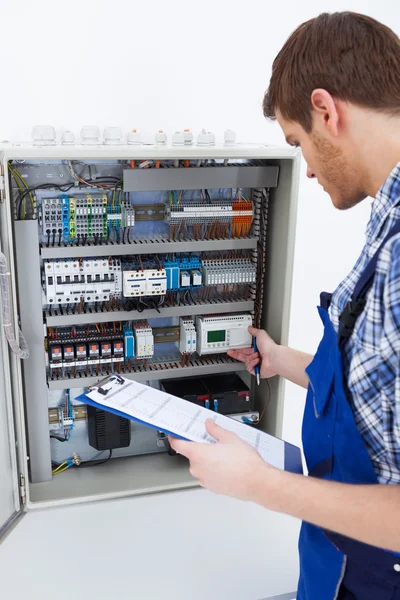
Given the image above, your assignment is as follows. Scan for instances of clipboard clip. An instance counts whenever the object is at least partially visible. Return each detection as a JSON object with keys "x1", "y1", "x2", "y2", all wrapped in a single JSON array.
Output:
[{"x1": 88, "y1": 374, "x2": 125, "y2": 395}]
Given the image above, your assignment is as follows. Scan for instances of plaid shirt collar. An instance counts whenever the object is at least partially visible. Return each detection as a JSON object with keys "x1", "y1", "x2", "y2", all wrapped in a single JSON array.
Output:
[{"x1": 365, "y1": 162, "x2": 400, "y2": 242}]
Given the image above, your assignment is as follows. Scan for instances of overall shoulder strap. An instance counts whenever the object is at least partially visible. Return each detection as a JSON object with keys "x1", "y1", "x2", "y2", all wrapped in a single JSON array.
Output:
[{"x1": 338, "y1": 219, "x2": 400, "y2": 347}]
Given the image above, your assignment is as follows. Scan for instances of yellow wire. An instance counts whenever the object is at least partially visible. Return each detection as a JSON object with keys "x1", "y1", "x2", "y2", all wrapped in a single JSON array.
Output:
[
  {"x1": 8, "y1": 164, "x2": 35, "y2": 217},
  {"x1": 52, "y1": 461, "x2": 67, "y2": 474},
  {"x1": 53, "y1": 466, "x2": 69, "y2": 475},
  {"x1": 8, "y1": 165, "x2": 26, "y2": 218}
]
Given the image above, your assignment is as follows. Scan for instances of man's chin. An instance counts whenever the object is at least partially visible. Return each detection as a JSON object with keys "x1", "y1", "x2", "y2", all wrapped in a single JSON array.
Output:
[{"x1": 330, "y1": 192, "x2": 364, "y2": 211}]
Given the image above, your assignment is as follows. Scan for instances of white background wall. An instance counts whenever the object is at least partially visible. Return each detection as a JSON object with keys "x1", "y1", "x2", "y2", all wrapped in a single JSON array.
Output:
[{"x1": 0, "y1": 0, "x2": 398, "y2": 449}]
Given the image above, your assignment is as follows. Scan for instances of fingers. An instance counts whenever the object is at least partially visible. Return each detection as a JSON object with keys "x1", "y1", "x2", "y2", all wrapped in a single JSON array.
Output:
[
  {"x1": 205, "y1": 419, "x2": 237, "y2": 442},
  {"x1": 248, "y1": 326, "x2": 262, "y2": 336},
  {"x1": 247, "y1": 357, "x2": 260, "y2": 374},
  {"x1": 168, "y1": 437, "x2": 193, "y2": 458},
  {"x1": 227, "y1": 349, "x2": 258, "y2": 363}
]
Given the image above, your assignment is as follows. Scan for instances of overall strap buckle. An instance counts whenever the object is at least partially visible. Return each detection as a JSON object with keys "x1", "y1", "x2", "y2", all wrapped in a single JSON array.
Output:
[{"x1": 339, "y1": 297, "x2": 367, "y2": 343}]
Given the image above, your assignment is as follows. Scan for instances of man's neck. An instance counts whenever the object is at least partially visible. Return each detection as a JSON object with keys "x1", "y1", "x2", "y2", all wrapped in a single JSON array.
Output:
[
  {"x1": 352, "y1": 113, "x2": 400, "y2": 197},
  {"x1": 364, "y1": 140, "x2": 400, "y2": 197}
]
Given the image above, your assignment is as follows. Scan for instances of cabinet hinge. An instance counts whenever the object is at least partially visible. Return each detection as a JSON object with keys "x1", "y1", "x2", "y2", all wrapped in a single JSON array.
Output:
[{"x1": 19, "y1": 474, "x2": 26, "y2": 506}]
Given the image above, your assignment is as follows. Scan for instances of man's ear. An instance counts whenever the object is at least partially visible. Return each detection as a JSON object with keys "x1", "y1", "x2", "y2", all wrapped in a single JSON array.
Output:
[{"x1": 311, "y1": 89, "x2": 339, "y2": 137}]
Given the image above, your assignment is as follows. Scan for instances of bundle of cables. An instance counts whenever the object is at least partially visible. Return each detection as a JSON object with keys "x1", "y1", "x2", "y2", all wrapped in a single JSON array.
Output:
[
  {"x1": 9, "y1": 162, "x2": 123, "y2": 220},
  {"x1": 52, "y1": 449, "x2": 113, "y2": 476}
]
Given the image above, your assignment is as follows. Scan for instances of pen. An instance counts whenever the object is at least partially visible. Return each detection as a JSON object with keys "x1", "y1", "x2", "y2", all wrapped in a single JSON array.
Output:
[{"x1": 253, "y1": 337, "x2": 260, "y2": 386}]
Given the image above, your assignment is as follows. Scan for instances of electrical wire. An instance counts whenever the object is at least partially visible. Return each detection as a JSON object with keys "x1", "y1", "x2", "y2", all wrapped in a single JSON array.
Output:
[
  {"x1": 68, "y1": 161, "x2": 121, "y2": 190},
  {"x1": 252, "y1": 379, "x2": 271, "y2": 425},
  {"x1": 50, "y1": 434, "x2": 68, "y2": 442},
  {"x1": 51, "y1": 449, "x2": 113, "y2": 475},
  {"x1": 79, "y1": 449, "x2": 113, "y2": 468},
  {"x1": 14, "y1": 176, "x2": 122, "y2": 220},
  {"x1": 52, "y1": 460, "x2": 68, "y2": 475},
  {"x1": 8, "y1": 164, "x2": 35, "y2": 219},
  {"x1": 16, "y1": 183, "x2": 76, "y2": 220}
]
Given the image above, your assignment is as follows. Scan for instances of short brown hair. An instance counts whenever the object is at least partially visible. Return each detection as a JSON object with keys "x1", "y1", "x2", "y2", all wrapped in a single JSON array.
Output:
[{"x1": 263, "y1": 12, "x2": 400, "y2": 132}]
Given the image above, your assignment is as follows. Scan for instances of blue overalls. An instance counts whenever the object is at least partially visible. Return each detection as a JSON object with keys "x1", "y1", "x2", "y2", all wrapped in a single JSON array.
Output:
[{"x1": 297, "y1": 221, "x2": 400, "y2": 600}]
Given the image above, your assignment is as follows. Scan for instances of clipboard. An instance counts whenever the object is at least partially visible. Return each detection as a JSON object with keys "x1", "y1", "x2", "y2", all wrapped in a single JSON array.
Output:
[{"x1": 76, "y1": 374, "x2": 303, "y2": 474}]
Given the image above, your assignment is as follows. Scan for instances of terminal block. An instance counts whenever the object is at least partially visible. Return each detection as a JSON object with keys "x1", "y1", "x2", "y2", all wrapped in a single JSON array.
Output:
[
  {"x1": 202, "y1": 259, "x2": 256, "y2": 286},
  {"x1": 164, "y1": 199, "x2": 253, "y2": 227},
  {"x1": 41, "y1": 197, "x2": 63, "y2": 239},
  {"x1": 42, "y1": 193, "x2": 136, "y2": 244},
  {"x1": 165, "y1": 201, "x2": 235, "y2": 224},
  {"x1": 122, "y1": 201, "x2": 135, "y2": 227}
]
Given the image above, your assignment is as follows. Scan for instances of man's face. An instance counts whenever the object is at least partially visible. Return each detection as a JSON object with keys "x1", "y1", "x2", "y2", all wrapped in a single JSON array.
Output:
[{"x1": 276, "y1": 112, "x2": 366, "y2": 210}]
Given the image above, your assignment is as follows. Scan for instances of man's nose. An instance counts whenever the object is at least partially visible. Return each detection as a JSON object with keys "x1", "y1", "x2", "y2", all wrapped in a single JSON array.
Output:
[{"x1": 306, "y1": 165, "x2": 316, "y2": 179}]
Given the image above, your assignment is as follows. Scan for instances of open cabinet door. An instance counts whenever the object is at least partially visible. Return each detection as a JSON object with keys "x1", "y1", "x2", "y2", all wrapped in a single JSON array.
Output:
[
  {"x1": 0, "y1": 325, "x2": 22, "y2": 538},
  {"x1": 0, "y1": 164, "x2": 23, "y2": 539}
]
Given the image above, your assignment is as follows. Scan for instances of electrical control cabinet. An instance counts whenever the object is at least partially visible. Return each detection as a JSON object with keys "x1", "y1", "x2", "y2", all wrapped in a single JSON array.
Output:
[{"x1": 0, "y1": 134, "x2": 299, "y2": 537}]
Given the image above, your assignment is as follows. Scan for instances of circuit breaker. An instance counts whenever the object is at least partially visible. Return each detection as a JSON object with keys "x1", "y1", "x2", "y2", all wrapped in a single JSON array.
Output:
[{"x1": 0, "y1": 129, "x2": 299, "y2": 530}]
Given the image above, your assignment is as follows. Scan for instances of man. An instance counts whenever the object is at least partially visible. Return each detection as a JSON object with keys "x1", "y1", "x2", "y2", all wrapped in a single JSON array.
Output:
[{"x1": 169, "y1": 12, "x2": 400, "y2": 600}]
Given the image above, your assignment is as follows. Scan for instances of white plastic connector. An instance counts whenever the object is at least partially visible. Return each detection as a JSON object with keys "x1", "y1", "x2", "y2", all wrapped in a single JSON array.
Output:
[
  {"x1": 224, "y1": 129, "x2": 236, "y2": 145},
  {"x1": 172, "y1": 131, "x2": 185, "y2": 146},
  {"x1": 197, "y1": 128, "x2": 212, "y2": 146},
  {"x1": 155, "y1": 130, "x2": 167, "y2": 145},
  {"x1": 192, "y1": 270, "x2": 202, "y2": 286},
  {"x1": 103, "y1": 127, "x2": 123, "y2": 145},
  {"x1": 183, "y1": 129, "x2": 194, "y2": 145},
  {"x1": 80, "y1": 126, "x2": 101, "y2": 145},
  {"x1": 32, "y1": 125, "x2": 56, "y2": 146},
  {"x1": 180, "y1": 271, "x2": 190, "y2": 287},
  {"x1": 127, "y1": 129, "x2": 141, "y2": 145},
  {"x1": 61, "y1": 130, "x2": 75, "y2": 145}
]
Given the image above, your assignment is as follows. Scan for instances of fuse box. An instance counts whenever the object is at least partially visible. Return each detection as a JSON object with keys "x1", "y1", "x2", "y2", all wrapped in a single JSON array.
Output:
[{"x1": 0, "y1": 133, "x2": 299, "y2": 528}]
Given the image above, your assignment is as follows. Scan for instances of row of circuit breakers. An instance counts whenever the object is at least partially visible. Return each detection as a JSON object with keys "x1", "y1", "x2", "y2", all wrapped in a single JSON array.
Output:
[
  {"x1": 48, "y1": 314, "x2": 253, "y2": 365},
  {"x1": 41, "y1": 194, "x2": 253, "y2": 244},
  {"x1": 43, "y1": 257, "x2": 256, "y2": 303}
]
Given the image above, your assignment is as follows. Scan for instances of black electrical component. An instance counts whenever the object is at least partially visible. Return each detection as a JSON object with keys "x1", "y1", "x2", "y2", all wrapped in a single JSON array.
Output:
[
  {"x1": 75, "y1": 343, "x2": 87, "y2": 361},
  {"x1": 87, "y1": 406, "x2": 131, "y2": 451},
  {"x1": 161, "y1": 374, "x2": 250, "y2": 415},
  {"x1": 161, "y1": 377, "x2": 210, "y2": 408},
  {"x1": 202, "y1": 374, "x2": 250, "y2": 415},
  {"x1": 62, "y1": 344, "x2": 75, "y2": 363},
  {"x1": 49, "y1": 345, "x2": 62, "y2": 364},
  {"x1": 112, "y1": 340, "x2": 124, "y2": 359},
  {"x1": 88, "y1": 342, "x2": 100, "y2": 362},
  {"x1": 100, "y1": 341, "x2": 112, "y2": 361}
]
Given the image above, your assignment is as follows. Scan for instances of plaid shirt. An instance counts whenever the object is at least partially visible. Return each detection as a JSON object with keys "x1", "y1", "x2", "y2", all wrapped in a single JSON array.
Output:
[{"x1": 330, "y1": 162, "x2": 400, "y2": 484}]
